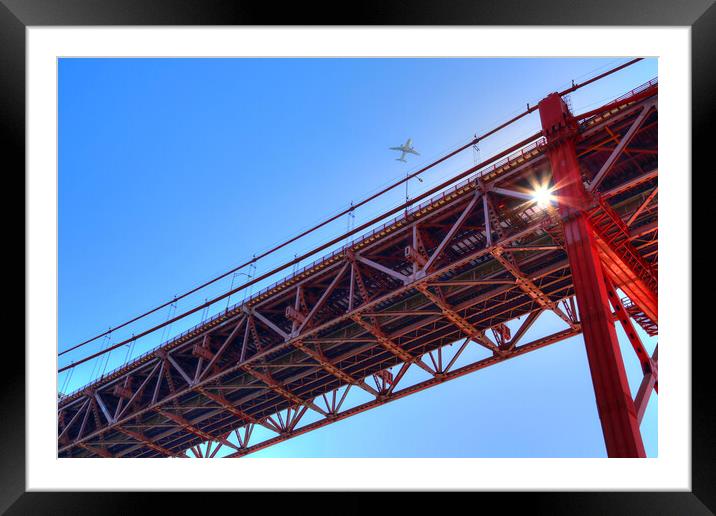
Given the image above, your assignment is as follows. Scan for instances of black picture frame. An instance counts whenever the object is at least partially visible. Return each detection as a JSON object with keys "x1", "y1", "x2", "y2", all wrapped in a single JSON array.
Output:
[{"x1": 2, "y1": 0, "x2": 710, "y2": 513}]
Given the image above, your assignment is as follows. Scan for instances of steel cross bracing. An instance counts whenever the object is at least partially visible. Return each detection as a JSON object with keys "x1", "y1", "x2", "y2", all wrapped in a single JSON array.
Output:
[{"x1": 58, "y1": 80, "x2": 658, "y2": 458}]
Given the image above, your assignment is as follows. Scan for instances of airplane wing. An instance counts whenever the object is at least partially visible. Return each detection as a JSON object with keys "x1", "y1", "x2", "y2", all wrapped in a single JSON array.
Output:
[
  {"x1": 389, "y1": 146, "x2": 403, "y2": 151},
  {"x1": 406, "y1": 149, "x2": 420, "y2": 155}
]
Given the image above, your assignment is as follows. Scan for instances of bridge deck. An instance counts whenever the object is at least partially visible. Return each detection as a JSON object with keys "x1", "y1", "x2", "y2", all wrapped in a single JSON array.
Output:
[{"x1": 58, "y1": 81, "x2": 658, "y2": 458}]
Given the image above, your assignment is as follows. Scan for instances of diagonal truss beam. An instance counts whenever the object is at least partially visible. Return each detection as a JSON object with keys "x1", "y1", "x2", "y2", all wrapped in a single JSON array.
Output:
[
  {"x1": 165, "y1": 353, "x2": 193, "y2": 387},
  {"x1": 58, "y1": 398, "x2": 89, "y2": 443},
  {"x1": 265, "y1": 405, "x2": 310, "y2": 435},
  {"x1": 198, "y1": 316, "x2": 247, "y2": 381},
  {"x1": 491, "y1": 247, "x2": 577, "y2": 329},
  {"x1": 604, "y1": 275, "x2": 654, "y2": 377},
  {"x1": 292, "y1": 340, "x2": 379, "y2": 396},
  {"x1": 116, "y1": 426, "x2": 185, "y2": 457},
  {"x1": 196, "y1": 387, "x2": 259, "y2": 424},
  {"x1": 588, "y1": 102, "x2": 655, "y2": 192},
  {"x1": 355, "y1": 255, "x2": 410, "y2": 285},
  {"x1": 79, "y1": 443, "x2": 114, "y2": 458},
  {"x1": 634, "y1": 345, "x2": 658, "y2": 424},
  {"x1": 626, "y1": 187, "x2": 658, "y2": 227},
  {"x1": 94, "y1": 391, "x2": 113, "y2": 424},
  {"x1": 421, "y1": 190, "x2": 482, "y2": 274},
  {"x1": 416, "y1": 284, "x2": 505, "y2": 356},
  {"x1": 240, "y1": 364, "x2": 327, "y2": 416},
  {"x1": 250, "y1": 309, "x2": 289, "y2": 341},
  {"x1": 350, "y1": 315, "x2": 435, "y2": 375},
  {"x1": 157, "y1": 409, "x2": 240, "y2": 452},
  {"x1": 196, "y1": 387, "x2": 283, "y2": 435},
  {"x1": 504, "y1": 309, "x2": 543, "y2": 351},
  {"x1": 298, "y1": 262, "x2": 349, "y2": 333}
]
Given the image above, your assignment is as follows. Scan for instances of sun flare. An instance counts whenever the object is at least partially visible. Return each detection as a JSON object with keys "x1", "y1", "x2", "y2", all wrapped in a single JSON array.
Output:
[{"x1": 532, "y1": 185, "x2": 554, "y2": 208}]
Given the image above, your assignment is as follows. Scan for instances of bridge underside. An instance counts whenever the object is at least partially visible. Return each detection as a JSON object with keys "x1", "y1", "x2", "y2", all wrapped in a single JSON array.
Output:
[{"x1": 58, "y1": 82, "x2": 658, "y2": 458}]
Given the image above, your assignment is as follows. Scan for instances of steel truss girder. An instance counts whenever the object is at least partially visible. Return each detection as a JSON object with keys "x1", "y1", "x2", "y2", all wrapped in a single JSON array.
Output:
[
  {"x1": 72, "y1": 242, "x2": 580, "y2": 456},
  {"x1": 60, "y1": 213, "x2": 559, "y2": 456},
  {"x1": 60, "y1": 84, "x2": 657, "y2": 458},
  {"x1": 416, "y1": 284, "x2": 504, "y2": 356},
  {"x1": 223, "y1": 326, "x2": 580, "y2": 458}
]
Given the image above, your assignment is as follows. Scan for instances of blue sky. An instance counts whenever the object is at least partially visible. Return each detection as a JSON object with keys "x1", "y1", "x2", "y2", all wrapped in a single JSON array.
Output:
[{"x1": 59, "y1": 57, "x2": 657, "y2": 457}]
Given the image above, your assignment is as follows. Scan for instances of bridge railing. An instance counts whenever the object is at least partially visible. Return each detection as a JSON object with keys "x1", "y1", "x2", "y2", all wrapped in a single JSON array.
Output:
[{"x1": 613, "y1": 77, "x2": 658, "y2": 104}]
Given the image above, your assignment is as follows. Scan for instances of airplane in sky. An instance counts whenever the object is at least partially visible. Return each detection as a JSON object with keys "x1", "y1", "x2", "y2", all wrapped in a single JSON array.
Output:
[{"x1": 390, "y1": 138, "x2": 420, "y2": 162}]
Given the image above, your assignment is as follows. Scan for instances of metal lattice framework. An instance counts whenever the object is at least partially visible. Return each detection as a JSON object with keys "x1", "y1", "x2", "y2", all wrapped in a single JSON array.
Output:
[{"x1": 58, "y1": 79, "x2": 658, "y2": 458}]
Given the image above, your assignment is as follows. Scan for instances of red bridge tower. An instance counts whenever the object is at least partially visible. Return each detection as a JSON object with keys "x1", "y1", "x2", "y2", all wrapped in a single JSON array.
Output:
[{"x1": 539, "y1": 93, "x2": 646, "y2": 457}]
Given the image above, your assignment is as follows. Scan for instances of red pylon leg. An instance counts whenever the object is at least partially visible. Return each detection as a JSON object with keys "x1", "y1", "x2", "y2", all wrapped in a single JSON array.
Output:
[
  {"x1": 563, "y1": 214, "x2": 646, "y2": 457},
  {"x1": 539, "y1": 93, "x2": 646, "y2": 458}
]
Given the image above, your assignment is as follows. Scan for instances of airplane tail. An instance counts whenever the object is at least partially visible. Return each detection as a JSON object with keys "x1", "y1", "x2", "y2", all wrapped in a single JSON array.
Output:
[{"x1": 396, "y1": 158, "x2": 407, "y2": 163}]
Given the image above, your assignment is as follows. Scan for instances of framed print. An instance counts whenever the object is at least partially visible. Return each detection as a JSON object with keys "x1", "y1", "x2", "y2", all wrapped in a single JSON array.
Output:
[{"x1": 3, "y1": 0, "x2": 712, "y2": 513}]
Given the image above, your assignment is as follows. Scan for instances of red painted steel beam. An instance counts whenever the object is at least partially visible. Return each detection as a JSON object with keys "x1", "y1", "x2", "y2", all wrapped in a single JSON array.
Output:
[
  {"x1": 116, "y1": 426, "x2": 184, "y2": 457},
  {"x1": 157, "y1": 409, "x2": 239, "y2": 452},
  {"x1": 539, "y1": 93, "x2": 646, "y2": 458},
  {"x1": 292, "y1": 340, "x2": 379, "y2": 396},
  {"x1": 603, "y1": 275, "x2": 654, "y2": 378},
  {"x1": 79, "y1": 443, "x2": 114, "y2": 458},
  {"x1": 225, "y1": 327, "x2": 580, "y2": 458},
  {"x1": 416, "y1": 284, "x2": 505, "y2": 356},
  {"x1": 590, "y1": 198, "x2": 658, "y2": 323},
  {"x1": 197, "y1": 387, "x2": 259, "y2": 424},
  {"x1": 634, "y1": 346, "x2": 658, "y2": 423}
]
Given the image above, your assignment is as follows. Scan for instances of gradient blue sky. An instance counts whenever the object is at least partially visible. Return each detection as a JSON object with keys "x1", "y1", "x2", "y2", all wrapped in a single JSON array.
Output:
[{"x1": 59, "y1": 57, "x2": 657, "y2": 457}]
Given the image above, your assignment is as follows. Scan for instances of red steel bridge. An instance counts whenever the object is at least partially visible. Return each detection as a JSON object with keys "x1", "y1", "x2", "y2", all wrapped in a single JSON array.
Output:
[{"x1": 58, "y1": 75, "x2": 658, "y2": 459}]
